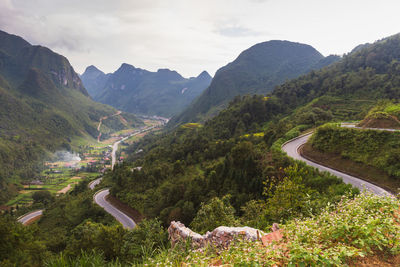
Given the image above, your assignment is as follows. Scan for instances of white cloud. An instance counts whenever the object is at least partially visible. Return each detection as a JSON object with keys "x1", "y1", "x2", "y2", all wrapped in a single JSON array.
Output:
[{"x1": 1, "y1": 0, "x2": 400, "y2": 77}]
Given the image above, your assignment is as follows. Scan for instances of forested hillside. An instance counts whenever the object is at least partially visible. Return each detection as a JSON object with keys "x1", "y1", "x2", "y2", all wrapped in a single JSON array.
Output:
[
  {"x1": 0, "y1": 30, "x2": 143, "y2": 204},
  {"x1": 170, "y1": 40, "x2": 340, "y2": 126},
  {"x1": 107, "y1": 95, "x2": 355, "y2": 229},
  {"x1": 272, "y1": 35, "x2": 400, "y2": 108},
  {"x1": 302, "y1": 101, "x2": 400, "y2": 193}
]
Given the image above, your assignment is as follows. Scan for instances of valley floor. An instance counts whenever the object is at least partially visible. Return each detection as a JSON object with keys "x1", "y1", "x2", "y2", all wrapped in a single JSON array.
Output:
[{"x1": 6, "y1": 117, "x2": 164, "y2": 214}]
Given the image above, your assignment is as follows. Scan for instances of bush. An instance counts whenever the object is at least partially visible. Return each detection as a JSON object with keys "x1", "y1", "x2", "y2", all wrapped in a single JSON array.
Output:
[
  {"x1": 32, "y1": 190, "x2": 54, "y2": 205},
  {"x1": 191, "y1": 195, "x2": 238, "y2": 234}
]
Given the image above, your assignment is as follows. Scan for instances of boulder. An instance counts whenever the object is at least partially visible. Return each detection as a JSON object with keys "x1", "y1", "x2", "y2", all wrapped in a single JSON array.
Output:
[{"x1": 168, "y1": 221, "x2": 266, "y2": 248}]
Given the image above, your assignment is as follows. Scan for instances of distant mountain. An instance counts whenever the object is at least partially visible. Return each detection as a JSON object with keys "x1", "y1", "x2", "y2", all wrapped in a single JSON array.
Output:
[
  {"x1": 81, "y1": 64, "x2": 212, "y2": 117},
  {"x1": 0, "y1": 29, "x2": 142, "y2": 203},
  {"x1": 169, "y1": 40, "x2": 340, "y2": 126},
  {"x1": 350, "y1": 43, "x2": 372, "y2": 54},
  {"x1": 80, "y1": 65, "x2": 111, "y2": 96}
]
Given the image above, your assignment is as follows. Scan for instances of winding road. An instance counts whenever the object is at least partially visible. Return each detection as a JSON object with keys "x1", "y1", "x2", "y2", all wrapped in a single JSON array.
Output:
[
  {"x1": 18, "y1": 123, "x2": 164, "y2": 227},
  {"x1": 111, "y1": 125, "x2": 159, "y2": 169},
  {"x1": 19, "y1": 119, "x2": 168, "y2": 229},
  {"x1": 17, "y1": 210, "x2": 43, "y2": 225},
  {"x1": 88, "y1": 177, "x2": 103, "y2": 190},
  {"x1": 93, "y1": 189, "x2": 136, "y2": 229},
  {"x1": 88, "y1": 177, "x2": 136, "y2": 229},
  {"x1": 94, "y1": 124, "x2": 163, "y2": 227},
  {"x1": 282, "y1": 132, "x2": 393, "y2": 196}
]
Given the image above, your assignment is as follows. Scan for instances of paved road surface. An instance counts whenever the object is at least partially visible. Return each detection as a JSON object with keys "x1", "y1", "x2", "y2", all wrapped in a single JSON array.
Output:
[
  {"x1": 88, "y1": 177, "x2": 103, "y2": 190},
  {"x1": 341, "y1": 123, "x2": 399, "y2": 132},
  {"x1": 111, "y1": 125, "x2": 158, "y2": 169},
  {"x1": 93, "y1": 189, "x2": 136, "y2": 229},
  {"x1": 18, "y1": 210, "x2": 43, "y2": 225},
  {"x1": 111, "y1": 130, "x2": 143, "y2": 169},
  {"x1": 282, "y1": 133, "x2": 392, "y2": 196}
]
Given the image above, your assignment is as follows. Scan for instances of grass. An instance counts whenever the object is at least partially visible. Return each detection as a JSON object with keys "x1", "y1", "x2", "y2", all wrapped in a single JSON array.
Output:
[{"x1": 7, "y1": 168, "x2": 100, "y2": 206}]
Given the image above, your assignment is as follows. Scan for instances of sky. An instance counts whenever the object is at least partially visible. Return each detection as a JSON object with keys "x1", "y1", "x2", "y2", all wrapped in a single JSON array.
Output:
[{"x1": 1, "y1": 0, "x2": 400, "y2": 77}]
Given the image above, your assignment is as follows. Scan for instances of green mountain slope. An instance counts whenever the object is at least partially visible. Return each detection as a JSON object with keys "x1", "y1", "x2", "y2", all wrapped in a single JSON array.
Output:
[
  {"x1": 0, "y1": 30, "x2": 143, "y2": 204},
  {"x1": 272, "y1": 35, "x2": 400, "y2": 111},
  {"x1": 169, "y1": 40, "x2": 340, "y2": 126},
  {"x1": 81, "y1": 64, "x2": 212, "y2": 117}
]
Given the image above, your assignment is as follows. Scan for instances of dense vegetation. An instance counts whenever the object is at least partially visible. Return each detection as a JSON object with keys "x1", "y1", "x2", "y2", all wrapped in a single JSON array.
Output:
[
  {"x1": 303, "y1": 102, "x2": 400, "y2": 192},
  {"x1": 0, "y1": 184, "x2": 169, "y2": 266},
  {"x1": 3, "y1": 31, "x2": 400, "y2": 266},
  {"x1": 272, "y1": 35, "x2": 400, "y2": 109},
  {"x1": 311, "y1": 124, "x2": 400, "y2": 177},
  {"x1": 148, "y1": 193, "x2": 400, "y2": 266},
  {"x1": 358, "y1": 101, "x2": 400, "y2": 129},
  {"x1": 0, "y1": 30, "x2": 143, "y2": 204},
  {"x1": 106, "y1": 95, "x2": 355, "y2": 232},
  {"x1": 170, "y1": 40, "x2": 340, "y2": 125},
  {"x1": 81, "y1": 64, "x2": 212, "y2": 117}
]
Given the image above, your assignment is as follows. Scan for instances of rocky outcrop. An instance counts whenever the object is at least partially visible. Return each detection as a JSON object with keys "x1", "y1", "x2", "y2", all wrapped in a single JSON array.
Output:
[
  {"x1": 168, "y1": 221, "x2": 268, "y2": 249},
  {"x1": 168, "y1": 221, "x2": 206, "y2": 248}
]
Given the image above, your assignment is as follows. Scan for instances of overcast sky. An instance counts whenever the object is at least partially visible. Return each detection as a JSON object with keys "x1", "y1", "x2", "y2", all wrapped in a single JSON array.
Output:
[{"x1": 1, "y1": 0, "x2": 399, "y2": 77}]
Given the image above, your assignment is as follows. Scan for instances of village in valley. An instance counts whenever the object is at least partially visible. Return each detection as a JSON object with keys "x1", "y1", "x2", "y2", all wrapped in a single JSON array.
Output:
[{"x1": 1, "y1": 116, "x2": 166, "y2": 213}]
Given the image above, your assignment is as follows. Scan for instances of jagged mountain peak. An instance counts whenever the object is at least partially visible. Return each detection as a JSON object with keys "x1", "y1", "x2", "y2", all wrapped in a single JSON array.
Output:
[
  {"x1": 197, "y1": 70, "x2": 212, "y2": 80},
  {"x1": 84, "y1": 65, "x2": 104, "y2": 74},
  {"x1": 156, "y1": 68, "x2": 184, "y2": 80},
  {"x1": 117, "y1": 63, "x2": 136, "y2": 72}
]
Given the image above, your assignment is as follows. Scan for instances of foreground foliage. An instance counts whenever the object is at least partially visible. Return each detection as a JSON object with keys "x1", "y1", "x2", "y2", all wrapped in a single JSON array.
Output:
[{"x1": 149, "y1": 193, "x2": 400, "y2": 266}]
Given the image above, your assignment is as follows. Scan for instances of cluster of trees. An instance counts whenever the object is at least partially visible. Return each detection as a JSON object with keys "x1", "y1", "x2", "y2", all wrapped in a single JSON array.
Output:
[
  {"x1": 0, "y1": 213, "x2": 168, "y2": 266},
  {"x1": 1, "y1": 182, "x2": 169, "y2": 266}
]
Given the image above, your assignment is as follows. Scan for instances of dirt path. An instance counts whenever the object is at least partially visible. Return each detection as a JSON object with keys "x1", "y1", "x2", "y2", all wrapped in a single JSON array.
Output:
[
  {"x1": 119, "y1": 114, "x2": 128, "y2": 125},
  {"x1": 57, "y1": 184, "x2": 72, "y2": 194},
  {"x1": 97, "y1": 111, "x2": 122, "y2": 143}
]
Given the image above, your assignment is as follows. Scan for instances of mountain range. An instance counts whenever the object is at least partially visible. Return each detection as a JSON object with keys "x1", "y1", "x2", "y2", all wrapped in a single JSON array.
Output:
[
  {"x1": 3, "y1": 24, "x2": 400, "y2": 267},
  {"x1": 169, "y1": 40, "x2": 340, "y2": 126},
  {"x1": 0, "y1": 29, "x2": 142, "y2": 203},
  {"x1": 81, "y1": 64, "x2": 212, "y2": 117}
]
